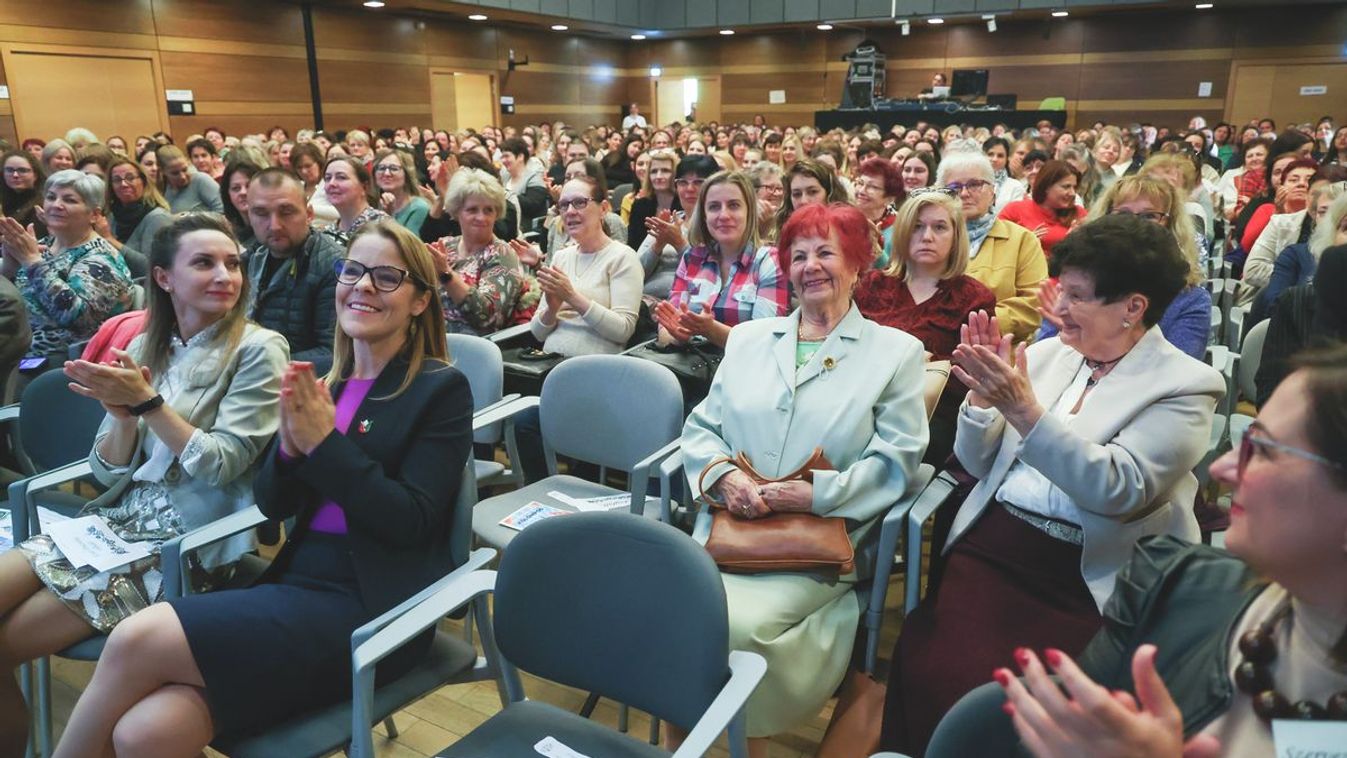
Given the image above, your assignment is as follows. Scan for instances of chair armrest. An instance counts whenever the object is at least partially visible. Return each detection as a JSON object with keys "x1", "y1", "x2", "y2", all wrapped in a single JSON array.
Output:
[
  {"x1": 672, "y1": 650, "x2": 767, "y2": 758},
  {"x1": 471, "y1": 395, "x2": 539, "y2": 430},
  {"x1": 904, "y1": 471, "x2": 959, "y2": 614},
  {"x1": 9, "y1": 460, "x2": 94, "y2": 541},
  {"x1": 160, "y1": 506, "x2": 268, "y2": 598},
  {"x1": 619, "y1": 338, "x2": 657, "y2": 356},
  {"x1": 869, "y1": 753, "x2": 915, "y2": 757},
  {"x1": 349, "y1": 559, "x2": 498, "y2": 758},
  {"x1": 471, "y1": 393, "x2": 525, "y2": 433},
  {"x1": 485, "y1": 323, "x2": 533, "y2": 345},
  {"x1": 627, "y1": 439, "x2": 681, "y2": 517},
  {"x1": 0, "y1": 403, "x2": 19, "y2": 425}
]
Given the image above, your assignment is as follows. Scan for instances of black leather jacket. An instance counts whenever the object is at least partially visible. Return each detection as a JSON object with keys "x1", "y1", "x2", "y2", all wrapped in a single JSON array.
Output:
[{"x1": 1078, "y1": 536, "x2": 1265, "y2": 736}]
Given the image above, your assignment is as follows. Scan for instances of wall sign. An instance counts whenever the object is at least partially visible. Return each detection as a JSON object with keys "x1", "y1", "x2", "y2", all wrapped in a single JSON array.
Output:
[
  {"x1": 769, "y1": 90, "x2": 786, "y2": 104},
  {"x1": 1197, "y1": 81, "x2": 1212, "y2": 97},
  {"x1": 1299, "y1": 85, "x2": 1327, "y2": 96},
  {"x1": 166, "y1": 88, "x2": 195, "y2": 115},
  {"x1": 500, "y1": 95, "x2": 515, "y2": 115},
  {"x1": 0, "y1": 85, "x2": 9, "y2": 99},
  {"x1": 165, "y1": 89, "x2": 194, "y2": 102}
]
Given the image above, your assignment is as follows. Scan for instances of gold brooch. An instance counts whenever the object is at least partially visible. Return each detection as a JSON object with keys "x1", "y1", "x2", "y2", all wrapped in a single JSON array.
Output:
[{"x1": 823, "y1": 357, "x2": 836, "y2": 370}]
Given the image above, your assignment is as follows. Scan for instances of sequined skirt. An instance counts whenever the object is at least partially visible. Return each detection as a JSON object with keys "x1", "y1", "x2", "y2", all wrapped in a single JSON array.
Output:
[{"x1": 17, "y1": 481, "x2": 225, "y2": 634}]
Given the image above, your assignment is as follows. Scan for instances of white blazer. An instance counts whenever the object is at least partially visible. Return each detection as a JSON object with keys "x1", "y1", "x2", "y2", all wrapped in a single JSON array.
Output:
[
  {"x1": 682, "y1": 304, "x2": 929, "y2": 540},
  {"x1": 950, "y1": 326, "x2": 1226, "y2": 608}
]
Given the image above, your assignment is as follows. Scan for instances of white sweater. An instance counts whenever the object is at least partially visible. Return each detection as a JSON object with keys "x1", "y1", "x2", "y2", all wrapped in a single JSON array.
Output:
[{"x1": 530, "y1": 238, "x2": 644, "y2": 356}]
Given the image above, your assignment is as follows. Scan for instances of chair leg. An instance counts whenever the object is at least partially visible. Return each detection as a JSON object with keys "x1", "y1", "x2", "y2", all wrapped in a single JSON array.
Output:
[
  {"x1": 463, "y1": 603, "x2": 475, "y2": 646},
  {"x1": 649, "y1": 716, "x2": 661, "y2": 745},
  {"x1": 579, "y1": 692, "x2": 600, "y2": 718},
  {"x1": 382, "y1": 716, "x2": 400, "y2": 739},
  {"x1": 618, "y1": 703, "x2": 629, "y2": 733},
  {"x1": 35, "y1": 656, "x2": 52, "y2": 758}
]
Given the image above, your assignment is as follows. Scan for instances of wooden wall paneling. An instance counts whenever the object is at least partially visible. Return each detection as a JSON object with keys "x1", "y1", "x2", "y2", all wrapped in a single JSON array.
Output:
[
  {"x1": 945, "y1": 18, "x2": 1085, "y2": 58},
  {"x1": 1078, "y1": 9, "x2": 1235, "y2": 54},
  {"x1": 0, "y1": 50, "x2": 12, "y2": 145},
  {"x1": 1076, "y1": 60, "x2": 1230, "y2": 100},
  {"x1": 424, "y1": 21, "x2": 498, "y2": 64},
  {"x1": 0, "y1": 0, "x2": 155, "y2": 35},
  {"x1": 722, "y1": 72, "x2": 827, "y2": 113},
  {"x1": 313, "y1": 6, "x2": 426, "y2": 58},
  {"x1": 1233, "y1": 4, "x2": 1347, "y2": 49},
  {"x1": 158, "y1": 51, "x2": 312, "y2": 103},
  {"x1": 315, "y1": 60, "x2": 430, "y2": 104},
  {"x1": 2, "y1": 43, "x2": 169, "y2": 141},
  {"x1": 150, "y1": 0, "x2": 303, "y2": 44}
]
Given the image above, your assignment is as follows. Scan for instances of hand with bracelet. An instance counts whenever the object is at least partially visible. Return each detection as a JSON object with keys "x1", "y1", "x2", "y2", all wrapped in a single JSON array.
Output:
[{"x1": 64, "y1": 348, "x2": 160, "y2": 419}]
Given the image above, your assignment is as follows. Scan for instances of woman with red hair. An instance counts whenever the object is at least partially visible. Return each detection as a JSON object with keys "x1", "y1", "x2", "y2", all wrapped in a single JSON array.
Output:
[
  {"x1": 677, "y1": 201, "x2": 930, "y2": 756},
  {"x1": 998, "y1": 160, "x2": 1087, "y2": 258},
  {"x1": 852, "y1": 157, "x2": 906, "y2": 268}
]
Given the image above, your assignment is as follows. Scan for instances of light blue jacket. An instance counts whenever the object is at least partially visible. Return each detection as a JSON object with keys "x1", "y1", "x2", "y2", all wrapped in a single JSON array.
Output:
[{"x1": 682, "y1": 304, "x2": 929, "y2": 543}]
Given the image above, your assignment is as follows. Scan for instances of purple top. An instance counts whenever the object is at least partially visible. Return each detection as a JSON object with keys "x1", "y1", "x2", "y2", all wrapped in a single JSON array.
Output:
[{"x1": 280, "y1": 377, "x2": 377, "y2": 534}]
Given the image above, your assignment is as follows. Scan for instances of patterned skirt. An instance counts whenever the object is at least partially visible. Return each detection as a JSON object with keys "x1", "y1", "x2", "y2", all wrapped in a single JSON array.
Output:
[{"x1": 17, "y1": 482, "x2": 224, "y2": 634}]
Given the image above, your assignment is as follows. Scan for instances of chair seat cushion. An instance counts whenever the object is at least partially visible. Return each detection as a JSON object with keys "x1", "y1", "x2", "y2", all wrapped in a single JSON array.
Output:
[
  {"x1": 474, "y1": 459, "x2": 507, "y2": 483},
  {"x1": 472, "y1": 475, "x2": 660, "y2": 551},
  {"x1": 438, "y1": 700, "x2": 668, "y2": 758},
  {"x1": 214, "y1": 630, "x2": 479, "y2": 758}
]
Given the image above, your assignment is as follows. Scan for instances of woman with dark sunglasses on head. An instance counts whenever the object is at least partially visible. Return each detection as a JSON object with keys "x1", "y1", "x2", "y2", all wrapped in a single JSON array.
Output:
[
  {"x1": 991, "y1": 343, "x2": 1347, "y2": 758},
  {"x1": 54, "y1": 219, "x2": 473, "y2": 757}
]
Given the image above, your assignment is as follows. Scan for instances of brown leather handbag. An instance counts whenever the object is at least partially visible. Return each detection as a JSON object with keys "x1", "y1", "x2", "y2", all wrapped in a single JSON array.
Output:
[{"x1": 697, "y1": 447, "x2": 855, "y2": 575}]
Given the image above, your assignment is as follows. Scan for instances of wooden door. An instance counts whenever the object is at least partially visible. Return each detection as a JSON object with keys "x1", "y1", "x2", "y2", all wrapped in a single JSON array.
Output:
[
  {"x1": 1229, "y1": 62, "x2": 1347, "y2": 127},
  {"x1": 696, "y1": 76, "x2": 722, "y2": 125},
  {"x1": 430, "y1": 70, "x2": 495, "y2": 133},
  {"x1": 2, "y1": 46, "x2": 168, "y2": 142},
  {"x1": 654, "y1": 78, "x2": 685, "y2": 127}
]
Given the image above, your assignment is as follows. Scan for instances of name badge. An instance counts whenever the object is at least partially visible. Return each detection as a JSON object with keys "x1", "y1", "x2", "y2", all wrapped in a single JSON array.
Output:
[{"x1": 1272, "y1": 720, "x2": 1347, "y2": 758}]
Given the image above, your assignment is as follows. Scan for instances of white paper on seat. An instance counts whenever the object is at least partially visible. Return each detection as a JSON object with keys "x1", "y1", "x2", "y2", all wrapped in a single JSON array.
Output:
[
  {"x1": 546, "y1": 490, "x2": 656, "y2": 513},
  {"x1": 535, "y1": 736, "x2": 593, "y2": 758},
  {"x1": 45, "y1": 515, "x2": 151, "y2": 572}
]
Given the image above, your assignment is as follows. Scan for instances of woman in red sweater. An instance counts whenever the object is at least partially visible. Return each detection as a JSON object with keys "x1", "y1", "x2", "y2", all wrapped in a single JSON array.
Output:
[
  {"x1": 998, "y1": 160, "x2": 1086, "y2": 259},
  {"x1": 856, "y1": 190, "x2": 995, "y2": 464}
]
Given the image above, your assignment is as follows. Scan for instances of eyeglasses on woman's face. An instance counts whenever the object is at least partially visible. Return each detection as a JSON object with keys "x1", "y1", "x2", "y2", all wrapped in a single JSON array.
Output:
[
  {"x1": 3, "y1": 166, "x2": 34, "y2": 176},
  {"x1": 373, "y1": 164, "x2": 404, "y2": 174},
  {"x1": 1238, "y1": 424, "x2": 1344, "y2": 481},
  {"x1": 334, "y1": 258, "x2": 423, "y2": 292},
  {"x1": 1109, "y1": 208, "x2": 1170, "y2": 225},
  {"x1": 945, "y1": 179, "x2": 991, "y2": 194},
  {"x1": 556, "y1": 196, "x2": 598, "y2": 213}
]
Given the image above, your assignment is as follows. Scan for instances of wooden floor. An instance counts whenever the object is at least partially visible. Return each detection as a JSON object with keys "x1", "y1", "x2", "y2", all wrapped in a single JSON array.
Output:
[{"x1": 48, "y1": 569, "x2": 910, "y2": 758}]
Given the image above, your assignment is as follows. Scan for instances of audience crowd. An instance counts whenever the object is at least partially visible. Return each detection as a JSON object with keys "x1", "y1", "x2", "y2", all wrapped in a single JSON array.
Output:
[{"x1": 0, "y1": 105, "x2": 1344, "y2": 758}]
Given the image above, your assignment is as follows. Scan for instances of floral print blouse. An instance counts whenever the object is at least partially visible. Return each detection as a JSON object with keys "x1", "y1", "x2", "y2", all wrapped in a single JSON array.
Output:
[
  {"x1": 17, "y1": 236, "x2": 133, "y2": 358},
  {"x1": 427, "y1": 236, "x2": 526, "y2": 335}
]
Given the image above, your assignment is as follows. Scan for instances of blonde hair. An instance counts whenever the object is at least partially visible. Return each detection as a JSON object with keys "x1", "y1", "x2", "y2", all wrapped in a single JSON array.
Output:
[
  {"x1": 639, "y1": 149, "x2": 678, "y2": 198},
  {"x1": 687, "y1": 171, "x2": 759, "y2": 252},
  {"x1": 1088, "y1": 174, "x2": 1203, "y2": 286},
  {"x1": 886, "y1": 192, "x2": 969, "y2": 281},
  {"x1": 1310, "y1": 190, "x2": 1347, "y2": 259},
  {"x1": 325, "y1": 220, "x2": 449, "y2": 399},
  {"x1": 1140, "y1": 152, "x2": 1198, "y2": 193}
]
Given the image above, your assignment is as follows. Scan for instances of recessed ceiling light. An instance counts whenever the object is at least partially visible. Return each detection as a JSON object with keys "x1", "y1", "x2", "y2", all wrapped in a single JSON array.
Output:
[
  {"x1": 362, "y1": 0, "x2": 385, "y2": 7},
  {"x1": 1195, "y1": 2, "x2": 1213, "y2": 7},
  {"x1": 927, "y1": 17, "x2": 944, "y2": 25},
  {"x1": 817, "y1": 24, "x2": 833, "y2": 30},
  {"x1": 649, "y1": 66, "x2": 662, "y2": 77},
  {"x1": 631, "y1": 33, "x2": 647, "y2": 40},
  {"x1": 551, "y1": 24, "x2": 569, "y2": 30},
  {"x1": 468, "y1": 14, "x2": 487, "y2": 21},
  {"x1": 1051, "y1": 10, "x2": 1069, "y2": 17},
  {"x1": 719, "y1": 29, "x2": 735, "y2": 35}
]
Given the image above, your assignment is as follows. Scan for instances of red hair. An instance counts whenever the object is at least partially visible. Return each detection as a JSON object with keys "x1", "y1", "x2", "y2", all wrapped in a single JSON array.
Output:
[
  {"x1": 776, "y1": 202, "x2": 876, "y2": 275},
  {"x1": 857, "y1": 157, "x2": 905, "y2": 200}
]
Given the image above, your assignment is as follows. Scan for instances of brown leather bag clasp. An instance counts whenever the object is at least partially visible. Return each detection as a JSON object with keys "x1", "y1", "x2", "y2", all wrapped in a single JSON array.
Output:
[{"x1": 698, "y1": 448, "x2": 855, "y2": 575}]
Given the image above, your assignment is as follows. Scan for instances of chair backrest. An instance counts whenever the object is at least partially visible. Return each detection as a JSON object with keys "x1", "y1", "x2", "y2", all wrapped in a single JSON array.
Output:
[
  {"x1": 926, "y1": 681, "x2": 1019, "y2": 758},
  {"x1": 611, "y1": 182, "x2": 634, "y2": 210},
  {"x1": 446, "y1": 333, "x2": 505, "y2": 444},
  {"x1": 539, "y1": 355, "x2": 683, "y2": 472},
  {"x1": 17, "y1": 369, "x2": 107, "y2": 474},
  {"x1": 493, "y1": 512, "x2": 730, "y2": 730},
  {"x1": 448, "y1": 455, "x2": 477, "y2": 567},
  {"x1": 1238, "y1": 318, "x2": 1269, "y2": 402}
]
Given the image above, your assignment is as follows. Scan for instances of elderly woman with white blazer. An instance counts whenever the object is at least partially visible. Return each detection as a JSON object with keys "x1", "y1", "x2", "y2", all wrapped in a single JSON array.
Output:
[
  {"x1": 679, "y1": 202, "x2": 928, "y2": 757},
  {"x1": 879, "y1": 214, "x2": 1226, "y2": 756}
]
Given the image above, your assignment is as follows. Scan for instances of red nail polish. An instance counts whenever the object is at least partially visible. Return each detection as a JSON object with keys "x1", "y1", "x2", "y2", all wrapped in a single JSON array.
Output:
[
  {"x1": 1045, "y1": 649, "x2": 1064, "y2": 667},
  {"x1": 1001, "y1": 702, "x2": 1016, "y2": 716},
  {"x1": 1014, "y1": 647, "x2": 1030, "y2": 666},
  {"x1": 993, "y1": 668, "x2": 1011, "y2": 687}
]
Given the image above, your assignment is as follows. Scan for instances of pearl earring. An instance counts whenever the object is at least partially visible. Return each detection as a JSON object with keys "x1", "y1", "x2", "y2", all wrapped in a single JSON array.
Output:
[{"x1": 1122, "y1": 320, "x2": 1132, "y2": 328}]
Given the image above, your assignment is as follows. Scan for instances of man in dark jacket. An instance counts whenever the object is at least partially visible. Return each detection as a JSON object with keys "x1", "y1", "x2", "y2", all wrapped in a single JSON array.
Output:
[{"x1": 243, "y1": 168, "x2": 344, "y2": 374}]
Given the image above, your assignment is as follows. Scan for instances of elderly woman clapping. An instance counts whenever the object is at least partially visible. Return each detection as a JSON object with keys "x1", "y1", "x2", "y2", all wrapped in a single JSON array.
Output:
[
  {"x1": 0, "y1": 169, "x2": 133, "y2": 363},
  {"x1": 679, "y1": 201, "x2": 928, "y2": 756},
  {"x1": 881, "y1": 214, "x2": 1226, "y2": 755},
  {"x1": 427, "y1": 168, "x2": 524, "y2": 336}
]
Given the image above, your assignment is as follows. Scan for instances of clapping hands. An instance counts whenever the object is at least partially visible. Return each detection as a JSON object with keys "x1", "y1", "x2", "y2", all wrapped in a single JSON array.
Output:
[
  {"x1": 951, "y1": 310, "x2": 1042, "y2": 432},
  {"x1": 279, "y1": 361, "x2": 335, "y2": 457},
  {"x1": 64, "y1": 349, "x2": 157, "y2": 420}
]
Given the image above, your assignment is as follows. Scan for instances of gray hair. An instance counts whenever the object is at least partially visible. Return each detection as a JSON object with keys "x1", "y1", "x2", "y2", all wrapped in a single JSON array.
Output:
[
  {"x1": 1310, "y1": 190, "x2": 1347, "y2": 258},
  {"x1": 744, "y1": 160, "x2": 784, "y2": 188},
  {"x1": 45, "y1": 168, "x2": 106, "y2": 212},
  {"x1": 41, "y1": 139, "x2": 74, "y2": 166},
  {"x1": 64, "y1": 127, "x2": 99, "y2": 148},
  {"x1": 445, "y1": 168, "x2": 507, "y2": 218},
  {"x1": 935, "y1": 149, "x2": 995, "y2": 186}
]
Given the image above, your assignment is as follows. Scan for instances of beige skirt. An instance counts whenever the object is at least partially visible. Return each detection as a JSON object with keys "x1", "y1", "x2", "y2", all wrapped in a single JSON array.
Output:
[{"x1": 722, "y1": 571, "x2": 859, "y2": 738}]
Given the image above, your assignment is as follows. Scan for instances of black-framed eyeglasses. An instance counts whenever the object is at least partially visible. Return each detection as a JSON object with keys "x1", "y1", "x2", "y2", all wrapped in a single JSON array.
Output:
[
  {"x1": 334, "y1": 259, "x2": 426, "y2": 292},
  {"x1": 1237, "y1": 425, "x2": 1344, "y2": 480},
  {"x1": 945, "y1": 179, "x2": 991, "y2": 194},
  {"x1": 556, "y1": 197, "x2": 597, "y2": 212},
  {"x1": 373, "y1": 164, "x2": 404, "y2": 174},
  {"x1": 3, "y1": 166, "x2": 34, "y2": 176},
  {"x1": 1109, "y1": 208, "x2": 1171, "y2": 224}
]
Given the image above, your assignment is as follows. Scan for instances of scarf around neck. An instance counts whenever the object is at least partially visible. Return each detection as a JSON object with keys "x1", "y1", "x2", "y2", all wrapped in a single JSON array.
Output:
[
  {"x1": 112, "y1": 200, "x2": 153, "y2": 243},
  {"x1": 967, "y1": 211, "x2": 996, "y2": 252}
]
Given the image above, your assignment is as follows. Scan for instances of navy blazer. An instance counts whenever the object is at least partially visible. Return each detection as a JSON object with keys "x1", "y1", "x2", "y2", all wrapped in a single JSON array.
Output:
[{"x1": 254, "y1": 359, "x2": 474, "y2": 617}]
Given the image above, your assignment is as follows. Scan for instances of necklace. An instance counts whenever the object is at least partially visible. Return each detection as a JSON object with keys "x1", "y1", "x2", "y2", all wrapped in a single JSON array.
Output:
[
  {"x1": 1083, "y1": 352, "x2": 1127, "y2": 388},
  {"x1": 1234, "y1": 603, "x2": 1347, "y2": 722}
]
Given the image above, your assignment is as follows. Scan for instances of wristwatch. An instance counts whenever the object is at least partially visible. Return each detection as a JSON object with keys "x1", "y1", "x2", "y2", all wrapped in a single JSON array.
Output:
[
  {"x1": 439, "y1": 270, "x2": 454, "y2": 286},
  {"x1": 129, "y1": 394, "x2": 165, "y2": 417}
]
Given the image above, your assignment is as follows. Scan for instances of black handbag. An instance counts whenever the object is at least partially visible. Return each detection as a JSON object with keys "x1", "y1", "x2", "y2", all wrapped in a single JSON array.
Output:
[{"x1": 628, "y1": 338, "x2": 723, "y2": 401}]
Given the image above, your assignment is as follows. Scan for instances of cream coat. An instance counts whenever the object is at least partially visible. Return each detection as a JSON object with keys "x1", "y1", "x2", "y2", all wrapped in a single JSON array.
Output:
[
  {"x1": 950, "y1": 326, "x2": 1225, "y2": 609},
  {"x1": 683, "y1": 304, "x2": 929, "y2": 537}
]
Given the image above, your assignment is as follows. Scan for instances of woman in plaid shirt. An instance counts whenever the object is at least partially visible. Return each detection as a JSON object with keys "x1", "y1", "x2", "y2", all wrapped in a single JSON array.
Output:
[{"x1": 653, "y1": 171, "x2": 790, "y2": 348}]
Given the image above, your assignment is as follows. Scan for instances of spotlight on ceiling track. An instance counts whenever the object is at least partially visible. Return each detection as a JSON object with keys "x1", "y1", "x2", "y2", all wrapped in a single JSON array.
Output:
[
  {"x1": 986, "y1": 16, "x2": 997, "y2": 32},
  {"x1": 1051, "y1": 10, "x2": 1069, "y2": 17},
  {"x1": 551, "y1": 24, "x2": 569, "y2": 30},
  {"x1": 817, "y1": 24, "x2": 834, "y2": 30},
  {"x1": 719, "y1": 29, "x2": 735, "y2": 35},
  {"x1": 362, "y1": 0, "x2": 384, "y2": 7},
  {"x1": 468, "y1": 14, "x2": 487, "y2": 21},
  {"x1": 899, "y1": 20, "x2": 910, "y2": 35},
  {"x1": 927, "y1": 17, "x2": 944, "y2": 24}
]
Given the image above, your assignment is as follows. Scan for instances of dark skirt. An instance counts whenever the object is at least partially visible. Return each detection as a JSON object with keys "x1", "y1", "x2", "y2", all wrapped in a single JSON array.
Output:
[
  {"x1": 879, "y1": 503, "x2": 1103, "y2": 755},
  {"x1": 170, "y1": 532, "x2": 378, "y2": 738}
]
